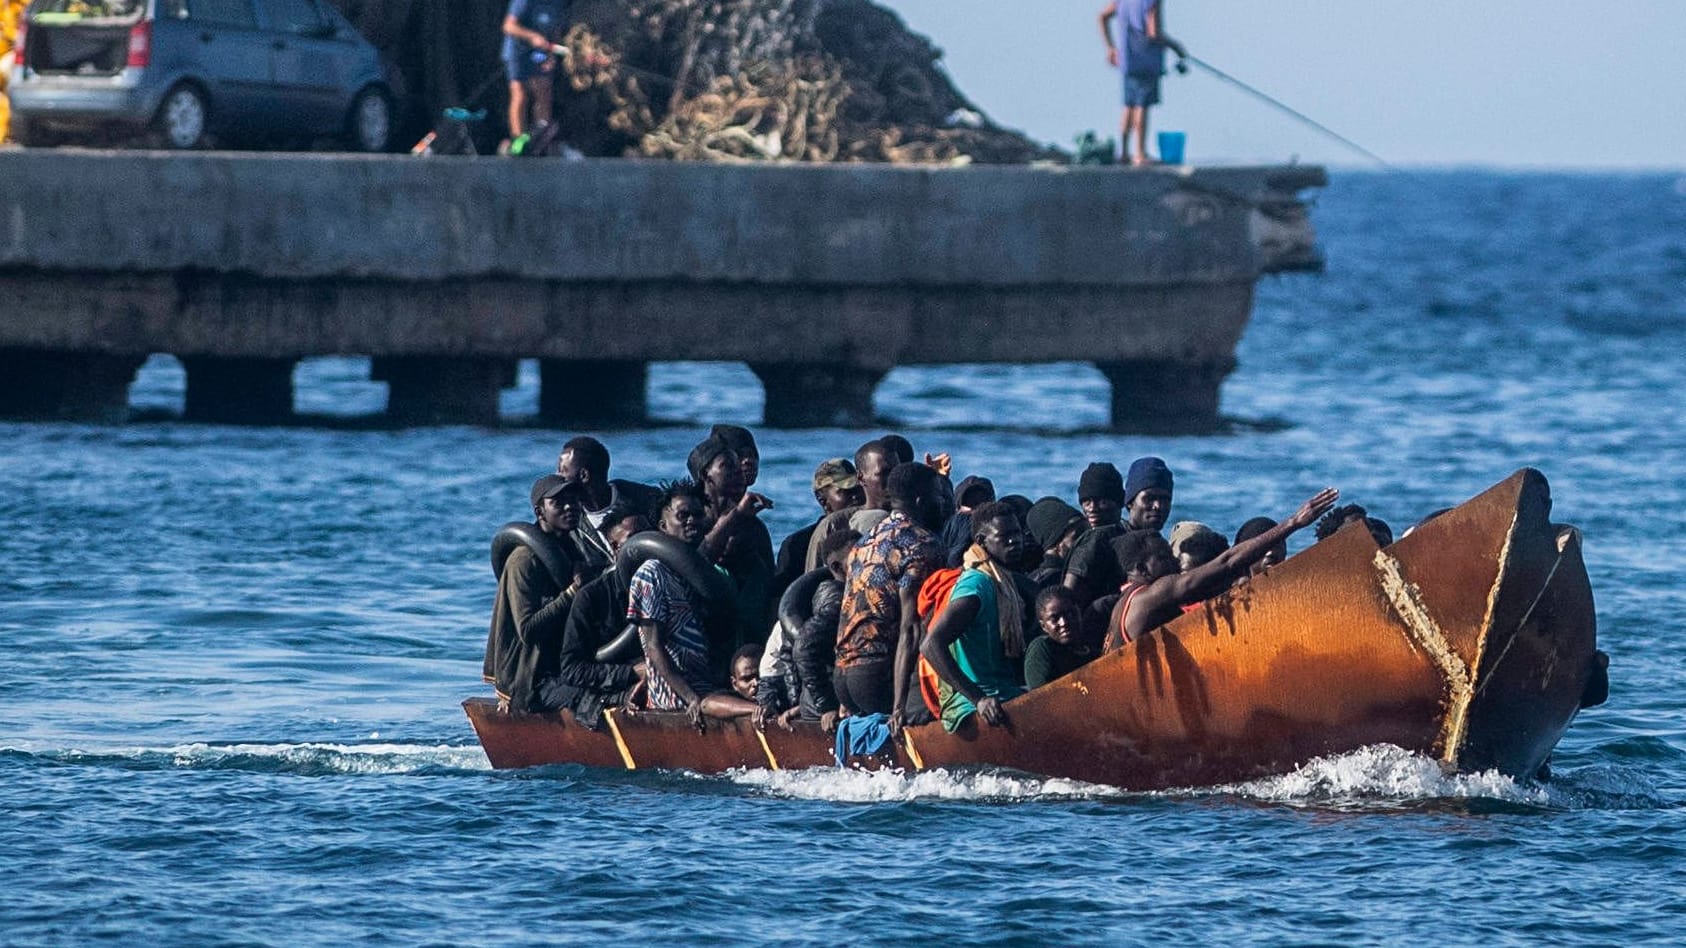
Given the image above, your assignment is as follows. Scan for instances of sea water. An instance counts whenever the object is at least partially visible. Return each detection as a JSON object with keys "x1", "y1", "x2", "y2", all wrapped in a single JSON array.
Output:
[{"x1": 3, "y1": 171, "x2": 1684, "y2": 944}]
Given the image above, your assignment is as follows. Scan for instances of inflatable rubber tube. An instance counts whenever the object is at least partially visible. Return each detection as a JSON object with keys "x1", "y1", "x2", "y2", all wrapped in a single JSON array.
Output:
[
  {"x1": 490, "y1": 521, "x2": 575, "y2": 591},
  {"x1": 615, "y1": 532, "x2": 736, "y2": 607},
  {"x1": 777, "y1": 568, "x2": 829, "y2": 641},
  {"x1": 595, "y1": 622, "x2": 642, "y2": 665}
]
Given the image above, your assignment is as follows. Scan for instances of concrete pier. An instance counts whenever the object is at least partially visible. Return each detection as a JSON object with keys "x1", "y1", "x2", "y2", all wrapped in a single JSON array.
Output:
[{"x1": 0, "y1": 152, "x2": 1323, "y2": 428}]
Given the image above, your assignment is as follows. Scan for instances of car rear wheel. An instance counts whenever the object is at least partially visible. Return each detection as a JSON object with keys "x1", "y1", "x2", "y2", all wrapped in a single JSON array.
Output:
[
  {"x1": 153, "y1": 85, "x2": 208, "y2": 150},
  {"x1": 345, "y1": 88, "x2": 391, "y2": 153}
]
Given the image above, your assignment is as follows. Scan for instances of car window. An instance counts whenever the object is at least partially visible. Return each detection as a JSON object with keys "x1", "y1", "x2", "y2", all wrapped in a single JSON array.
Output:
[
  {"x1": 187, "y1": 0, "x2": 258, "y2": 28},
  {"x1": 29, "y1": 0, "x2": 145, "y2": 17},
  {"x1": 262, "y1": 0, "x2": 328, "y2": 35}
]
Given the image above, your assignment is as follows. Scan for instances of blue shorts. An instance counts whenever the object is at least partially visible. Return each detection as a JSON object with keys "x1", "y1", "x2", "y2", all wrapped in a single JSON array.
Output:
[
  {"x1": 506, "y1": 50, "x2": 551, "y2": 83},
  {"x1": 1123, "y1": 73, "x2": 1161, "y2": 107}
]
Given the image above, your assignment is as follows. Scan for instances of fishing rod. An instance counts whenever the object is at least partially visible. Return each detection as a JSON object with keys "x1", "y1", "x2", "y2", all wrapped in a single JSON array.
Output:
[{"x1": 1179, "y1": 53, "x2": 1394, "y2": 169}]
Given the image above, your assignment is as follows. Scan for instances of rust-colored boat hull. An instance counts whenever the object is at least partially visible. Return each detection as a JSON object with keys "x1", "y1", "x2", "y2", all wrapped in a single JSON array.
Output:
[{"x1": 464, "y1": 470, "x2": 1599, "y2": 791}]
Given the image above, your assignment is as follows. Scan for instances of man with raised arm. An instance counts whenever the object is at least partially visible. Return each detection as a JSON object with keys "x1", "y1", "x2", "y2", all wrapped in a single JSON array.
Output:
[{"x1": 1107, "y1": 487, "x2": 1340, "y2": 650}]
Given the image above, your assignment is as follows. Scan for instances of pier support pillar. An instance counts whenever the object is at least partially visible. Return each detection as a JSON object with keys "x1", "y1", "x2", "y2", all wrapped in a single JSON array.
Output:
[
  {"x1": 376, "y1": 356, "x2": 513, "y2": 426},
  {"x1": 1097, "y1": 359, "x2": 1233, "y2": 433},
  {"x1": 0, "y1": 348, "x2": 143, "y2": 422},
  {"x1": 182, "y1": 356, "x2": 296, "y2": 424},
  {"x1": 538, "y1": 359, "x2": 649, "y2": 427},
  {"x1": 750, "y1": 363, "x2": 884, "y2": 428}
]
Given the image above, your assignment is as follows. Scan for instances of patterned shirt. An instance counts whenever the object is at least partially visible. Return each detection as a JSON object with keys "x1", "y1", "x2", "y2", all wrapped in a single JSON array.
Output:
[
  {"x1": 836, "y1": 512, "x2": 941, "y2": 669},
  {"x1": 627, "y1": 559, "x2": 714, "y2": 710}
]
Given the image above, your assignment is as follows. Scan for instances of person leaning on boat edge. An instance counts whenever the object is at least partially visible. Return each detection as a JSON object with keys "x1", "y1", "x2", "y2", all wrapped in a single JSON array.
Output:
[
  {"x1": 921, "y1": 502, "x2": 1036, "y2": 731},
  {"x1": 485, "y1": 475, "x2": 588, "y2": 714},
  {"x1": 1107, "y1": 487, "x2": 1340, "y2": 650}
]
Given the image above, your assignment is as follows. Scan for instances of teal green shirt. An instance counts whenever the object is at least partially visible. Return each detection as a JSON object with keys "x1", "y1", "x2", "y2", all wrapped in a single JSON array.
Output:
[{"x1": 936, "y1": 568, "x2": 1026, "y2": 731}]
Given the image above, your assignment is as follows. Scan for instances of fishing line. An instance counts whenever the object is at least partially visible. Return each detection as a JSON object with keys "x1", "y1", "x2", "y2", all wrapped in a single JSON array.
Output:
[{"x1": 1181, "y1": 53, "x2": 1394, "y2": 169}]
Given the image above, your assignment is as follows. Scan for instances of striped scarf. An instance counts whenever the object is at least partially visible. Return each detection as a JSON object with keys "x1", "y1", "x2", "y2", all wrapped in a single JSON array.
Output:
[{"x1": 962, "y1": 543, "x2": 1026, "y2": 659}]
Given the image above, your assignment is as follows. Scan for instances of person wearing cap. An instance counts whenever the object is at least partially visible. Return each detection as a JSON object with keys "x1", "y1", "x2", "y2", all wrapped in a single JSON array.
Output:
[
  {"x1": 1061, "y1": 462, "x2": 1130, "y2": 608},
  {"x1": 1168, "y1": 520, "x2": 1228, "y2": 572},
  {"x1": 773, "y1": 457, "x2": 865, "y2": 595},
  {"x1": 483, "y1": 475, "x2": 587, "y2": 714},
  {"x1": 1026, "y1": 496, "x2": 1087, "y2": 589},
  {"x1": 803, "y1": 438, "x2": 897, "y2": 572}
]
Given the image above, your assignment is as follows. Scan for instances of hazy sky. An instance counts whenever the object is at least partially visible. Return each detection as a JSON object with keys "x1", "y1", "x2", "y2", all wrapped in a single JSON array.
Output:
[{"x1": 881, "y1": 1, "x2": 1686, "y2": 169}]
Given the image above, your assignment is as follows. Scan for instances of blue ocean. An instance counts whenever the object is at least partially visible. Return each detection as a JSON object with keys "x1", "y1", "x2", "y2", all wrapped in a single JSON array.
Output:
[{"x1": 3, "y1": 170, "x2": 1683, "y2": 944}]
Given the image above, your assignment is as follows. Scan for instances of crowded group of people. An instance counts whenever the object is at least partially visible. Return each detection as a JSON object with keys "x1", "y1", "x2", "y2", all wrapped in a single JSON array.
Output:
[{"x1": 484, "y1": 426, "x2": 1364, "y2": 741}]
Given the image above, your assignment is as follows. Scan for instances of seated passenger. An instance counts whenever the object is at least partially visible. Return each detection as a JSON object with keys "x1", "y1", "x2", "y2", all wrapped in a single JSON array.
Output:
[
  {"x1": 940, "y1": 475, "x2": 997, "y2": 567},
  {"x1": 688, "y1": 435, "x2": 776, "y2": 660},
  {"x1": 730, "y1": 644, "x2": 762, "y2": 700},
  {"x1": 1062, "y1": 462, "x2": 1128, "y2": 607},
  {"x1": 758, "y1": 528, "x2": 858, "y2": 733},
  {"x1": 773, "y1": 458, "x2": 864, "y2": 596},
  {"x1": 557, "y1": 435, "x2": 660, "y2": 576},
  {"x1": 1232, "y1": 516, "x2": 1286, "y2": 577},
  {"x1": 1025, "y1": 496, "x2": 1086, "y2": 589},
  {"x1": 1168, "y1": 521, "x2": 1228, "y2": 572},
  {"x1": 548, "y1": 505, "x2": 650, "y2": 728},
  {"x1": 1315, "y1": 503, "x2": 1369, "y2": 542},
  {"x1": 485, "y1": 476, "x2": 587, "y2": 713},
  {"x1": 1365, "y1": 516, "x2": 1395, "y2": 547},
  {"x1": 1107, "y1": 488, "x2": 1339, "y2": 651},
  {"x1": 835, "y1": 462, "x2": 946, "y2": 734},
  {"x1": 920, "y1": 502, "x2": 1032, "y2": 731},
  {"x1": 709, "y1": 423, "x2": 760, "y2": 488},
  {"x1": 628, "y1": 481, "x2": 759, "y2": 728},
  {"x1": 1023, "y1": 585, "x2": 1095, "y2": 689}
]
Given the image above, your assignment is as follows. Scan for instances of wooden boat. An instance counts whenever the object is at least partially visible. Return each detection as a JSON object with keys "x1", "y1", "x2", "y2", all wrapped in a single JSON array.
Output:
[{"x1": 464, "y1": 469, "x2": 1604, "y2": 791}]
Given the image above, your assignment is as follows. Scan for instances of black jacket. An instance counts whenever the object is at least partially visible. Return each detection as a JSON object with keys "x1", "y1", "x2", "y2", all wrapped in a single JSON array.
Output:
[
  {"x1": 484, "y1": 546, "x2": 573, "y2": 713},
  {"x1": 548, "y1": 568, "x2": 640, "y2": 727}
]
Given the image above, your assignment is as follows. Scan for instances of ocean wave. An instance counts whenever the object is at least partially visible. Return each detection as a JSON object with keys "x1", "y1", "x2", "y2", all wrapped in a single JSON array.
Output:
[
  {"x1": 726, "y1": 765, "x2": 1124, "y2": 804},
  {"x1": 3, "y1": 741, "x2": 491, "y2": 777},
  {"x1": 1208, "y1": 744, "x2": 1551, "y2": 807}
]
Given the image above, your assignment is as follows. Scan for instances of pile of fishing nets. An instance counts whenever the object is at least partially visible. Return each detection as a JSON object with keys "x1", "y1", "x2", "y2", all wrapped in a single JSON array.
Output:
[{"x1": 330, "y1": 0, "x2": 1060, "y2": 163}]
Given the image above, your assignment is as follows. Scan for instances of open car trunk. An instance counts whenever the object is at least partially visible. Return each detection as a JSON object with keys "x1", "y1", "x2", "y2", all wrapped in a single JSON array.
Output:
[{"x1": 24, "y1": 0, "x2": 146, "y2": 77}]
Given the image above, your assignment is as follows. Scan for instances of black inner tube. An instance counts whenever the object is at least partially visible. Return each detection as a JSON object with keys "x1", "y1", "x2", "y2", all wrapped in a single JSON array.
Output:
[
  {"x1": 490, "y1": 521, "x2": 575, "y2": 590},
  {"x1": 613, "y1": 531, "x2": 739, "y2": 661},
  {"x1": 777, "y1": 568, "x2": 828, "y2": 641}
]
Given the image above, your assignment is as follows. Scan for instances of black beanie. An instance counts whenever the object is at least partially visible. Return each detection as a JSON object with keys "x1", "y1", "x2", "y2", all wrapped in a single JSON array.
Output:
[
  {"x1": 1078, "y1": 462, "x2": 1125, "y2": 504},
  {"x1": 1124, "y1": 456, "x2": 1174, "y2": 504},
  {"x1": 709, "y1": 424, "x2": 757, "y2": 458},
  {"x1": 1026, "y1": 496, "x2": 1084, "y2": 549},
  {"x1": 687, "y1": 436, "x2": 733, "y2": 481}
]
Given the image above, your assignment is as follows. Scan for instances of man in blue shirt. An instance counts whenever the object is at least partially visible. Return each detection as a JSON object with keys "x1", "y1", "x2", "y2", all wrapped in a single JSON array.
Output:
[
  {"x1": 1098, "y1": 0, "x2": 1187, "y2": 165},
  {"x1": 502, "y1": 0, "x2": 570, "y2": 145}
]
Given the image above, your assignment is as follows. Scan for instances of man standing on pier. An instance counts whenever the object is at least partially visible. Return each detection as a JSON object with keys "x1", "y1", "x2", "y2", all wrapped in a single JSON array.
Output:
[
  {"x1": 502, "y1": 0, "x2": 570, "y2": 146},
  {"x1": 1099, "y1": 0, "x2": 1187, "y2": 165}
]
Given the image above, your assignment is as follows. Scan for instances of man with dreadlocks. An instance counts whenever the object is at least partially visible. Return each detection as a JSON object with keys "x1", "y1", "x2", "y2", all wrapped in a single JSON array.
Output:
[{"x1": 919, "y1": 501, "x2": 1033, "y2": 732}]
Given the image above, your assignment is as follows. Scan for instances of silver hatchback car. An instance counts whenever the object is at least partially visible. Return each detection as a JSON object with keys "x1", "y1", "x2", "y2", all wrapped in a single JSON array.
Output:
[{"x1": 8, "y1": 0, "x2": 392, "y2": 150}]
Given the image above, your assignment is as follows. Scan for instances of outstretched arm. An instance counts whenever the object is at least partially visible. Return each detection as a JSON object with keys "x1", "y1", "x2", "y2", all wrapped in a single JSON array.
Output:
[{"x1": 1129, "y1": 488, "x2": 1339, "y2": 639}]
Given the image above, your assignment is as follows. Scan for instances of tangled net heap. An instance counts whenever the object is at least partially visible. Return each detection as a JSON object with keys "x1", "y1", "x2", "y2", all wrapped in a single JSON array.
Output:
[
  {"x1": 558, "y1": 0, "x2": 1060, "y2": 164},
  {"x1": 328, "y1": 0, "x2": 1060, "y2": 164}
]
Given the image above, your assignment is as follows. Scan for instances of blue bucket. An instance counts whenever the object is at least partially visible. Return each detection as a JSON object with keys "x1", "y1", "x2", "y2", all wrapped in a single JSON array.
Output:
[{"x1": 1158, "y1": 131, "x2": 1187, "y2": 165}]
